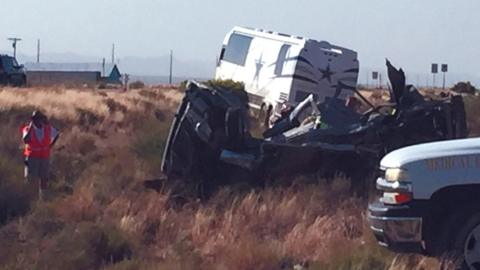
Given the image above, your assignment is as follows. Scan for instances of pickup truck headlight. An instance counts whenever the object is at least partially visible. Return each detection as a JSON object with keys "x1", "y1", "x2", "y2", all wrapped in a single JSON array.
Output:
[
  {"x1": 380, "y1": 168, "x2": 412, "y2": 205},
  {"x1": 384, "y1": 168, "x2": 408, "y2": 182}
]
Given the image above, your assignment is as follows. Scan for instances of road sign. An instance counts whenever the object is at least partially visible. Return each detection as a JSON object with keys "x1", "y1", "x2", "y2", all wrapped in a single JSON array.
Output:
[
  {"x1": 372, "y1": 71, "x2": 378, "y2": 80},
  {"x1": 441, "y1": 64, "x2": 448, "y2": 72},
  {"x1": 431, "y1": 64, "x2": 438, "y2": 74}
]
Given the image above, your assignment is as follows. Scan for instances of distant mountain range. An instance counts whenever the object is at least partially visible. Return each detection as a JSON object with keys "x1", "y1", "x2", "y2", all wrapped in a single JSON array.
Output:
[{"x1": 5, "y1": 51, "x2": 216, "y2": 84}]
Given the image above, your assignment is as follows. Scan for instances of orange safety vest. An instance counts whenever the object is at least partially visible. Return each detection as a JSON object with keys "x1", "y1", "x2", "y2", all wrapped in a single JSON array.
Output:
[{"x1": 22, "y1": 124, "x2": 52, "y2": 158}]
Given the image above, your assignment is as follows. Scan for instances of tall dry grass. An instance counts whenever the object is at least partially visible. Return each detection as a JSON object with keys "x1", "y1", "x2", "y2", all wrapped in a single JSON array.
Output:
[
  {"x1": 0, "y1": 86, "x2": 181, "y2": 121},
  {"x1": 0, "y1": 86, "x2": 459, "y2": 270}
]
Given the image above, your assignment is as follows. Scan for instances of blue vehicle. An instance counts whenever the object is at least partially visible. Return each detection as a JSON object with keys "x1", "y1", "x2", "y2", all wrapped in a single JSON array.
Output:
[{"x1": 0, "y1": 54, "x2": 26, "y2": 86}]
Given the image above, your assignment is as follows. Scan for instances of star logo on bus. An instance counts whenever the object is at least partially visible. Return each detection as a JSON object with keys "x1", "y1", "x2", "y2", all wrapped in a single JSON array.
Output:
[
  {"x1": 319, "y1": 64, "x2": 335, "y2": 83},
  {"x1": 254, "y1": 54, "x2": 264, "y2": 81}
]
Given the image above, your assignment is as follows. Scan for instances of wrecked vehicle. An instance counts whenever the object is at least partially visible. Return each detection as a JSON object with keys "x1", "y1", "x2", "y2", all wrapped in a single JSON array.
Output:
[{"x1": 162, "y1": 61, "x2": 467, "y2": 193}]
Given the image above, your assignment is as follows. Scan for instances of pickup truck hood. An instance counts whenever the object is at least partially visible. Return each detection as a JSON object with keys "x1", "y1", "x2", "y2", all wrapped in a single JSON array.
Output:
[{"x1": 381, "y1": 137, "x2": 480, "y2": 168}]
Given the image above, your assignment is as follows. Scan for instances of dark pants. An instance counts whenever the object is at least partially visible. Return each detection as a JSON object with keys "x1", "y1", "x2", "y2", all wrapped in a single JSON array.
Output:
[{"x1": 24, "y1": 156, "x2": 49, "y2": 189}]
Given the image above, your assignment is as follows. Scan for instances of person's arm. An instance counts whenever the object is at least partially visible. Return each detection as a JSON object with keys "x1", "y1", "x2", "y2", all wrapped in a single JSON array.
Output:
[
  {"x1": 22, "y1": 122, "x2": 33, "y2": 143},
  {"x1": 50, "y1": 126, "x2": 60, "y2": 147}
]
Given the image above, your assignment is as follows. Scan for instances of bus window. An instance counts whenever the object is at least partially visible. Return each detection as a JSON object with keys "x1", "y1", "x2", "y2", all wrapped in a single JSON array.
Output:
[
  {"x1": 217, "y1": 47, "x2": 226, "y2": 66},
  {"x1": 274, "y1": 44, "x2": 291, "y2": 76},
  {"x1": 219, "y1": 47, "x2": 226, "y2": 60},
  {"x1": 223, "y1": 33, "x2": 252, "y2": 66}
]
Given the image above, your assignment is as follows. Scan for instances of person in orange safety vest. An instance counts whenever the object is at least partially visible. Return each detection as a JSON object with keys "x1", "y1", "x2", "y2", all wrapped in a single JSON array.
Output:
[{"x1": 21, "y1": 111, "x2": 59, "y2": 200}]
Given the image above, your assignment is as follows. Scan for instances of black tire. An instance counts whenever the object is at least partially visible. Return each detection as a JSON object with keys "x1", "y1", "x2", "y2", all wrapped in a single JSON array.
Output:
[{"x1": 445, "y1": 212, "x2": 480, "y2": 270}]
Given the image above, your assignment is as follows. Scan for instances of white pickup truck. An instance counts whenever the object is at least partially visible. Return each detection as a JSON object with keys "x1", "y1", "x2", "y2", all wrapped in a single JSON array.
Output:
[{"x1": 368, "y1": 137, "x2": 480, "y2": 268}]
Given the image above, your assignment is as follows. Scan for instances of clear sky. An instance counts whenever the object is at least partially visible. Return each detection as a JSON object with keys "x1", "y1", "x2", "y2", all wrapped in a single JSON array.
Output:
[{"x1": 2, "y1": 0, "x2": 479, "y2": 84}]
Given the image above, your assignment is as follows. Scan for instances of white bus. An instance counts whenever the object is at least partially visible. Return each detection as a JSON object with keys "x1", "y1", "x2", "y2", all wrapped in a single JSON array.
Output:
[{"x1": 215, "y1": 26, "x2": 359, "y2": 122}]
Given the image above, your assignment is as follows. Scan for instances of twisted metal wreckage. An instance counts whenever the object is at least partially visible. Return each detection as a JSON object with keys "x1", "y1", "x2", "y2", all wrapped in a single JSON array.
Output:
[{"x1": 161, "y1": 61, "x2": 467, "y2": 193}]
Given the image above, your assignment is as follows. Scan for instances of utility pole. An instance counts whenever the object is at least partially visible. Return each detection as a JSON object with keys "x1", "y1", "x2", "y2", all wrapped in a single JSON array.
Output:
[
  {"x1": 366, "y1": 70, "x2": 369, "y2": 89},
  {"x1": 111, "y1": 43, "x2": 115, "y2": 64},
  {"x1": 8, "y1": 37, "x2": 22, "y2": 58},
  {"x1": 431, "y1": 64, "x2": 438, "y2": 89},
  {"x1": 102, "y1": 58, "x2": 106, "y2": 77},
  {"x1": 37, "y1": 39, "x2": 41, "y2": 63},
  {"x1": 442, "y1": 73, "x2": 445, "y2": 89},
  {"x1": 441, "y1": 64, "x2": 448, "y2": 89},
  {"x1": 372, "y1": 71, "x2": 378, "y2": 89},
  {"x1": 169, "y1": 50, "x2": 173, "y2": 84}
]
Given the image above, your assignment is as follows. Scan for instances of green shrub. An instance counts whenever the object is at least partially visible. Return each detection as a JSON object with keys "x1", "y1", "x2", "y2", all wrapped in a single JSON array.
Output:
[
  {"x1": 179, "y1": 79, "x2": 248, "y2": 105},
  {"x1": 206, "y1": 79, "x2": 249, "y2": 105},
  {"x1": 205, "y1": 79, "x2": 244, "y2": 92}
]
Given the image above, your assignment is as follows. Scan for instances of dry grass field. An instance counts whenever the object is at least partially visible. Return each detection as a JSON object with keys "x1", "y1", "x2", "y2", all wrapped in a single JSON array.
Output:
[{"x1": 1, "y1": 86, "x2": 476, "y2": 269}]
